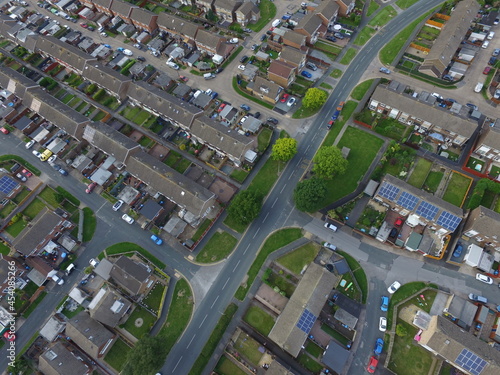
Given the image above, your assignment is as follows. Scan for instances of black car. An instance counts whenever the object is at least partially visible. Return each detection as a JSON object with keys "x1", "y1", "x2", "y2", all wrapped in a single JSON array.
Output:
[
  {"x1": 137, "y1": 56, "x2": 146, "y2": 62},
  {"x1": 253, "y1": 112, "x2": 261, "y2": 119},
  {"x1": 334, "y1": 32, "x2": 344, "y2": 39},
  {"x1": 240, "y1": 55, "x2": 249, "y2": 63},
  {"x1": 489, "y1": 57, "x2": 497, "y2": 66},
  {"x1": 260, "y1": 34, "x2": 267, "y2": 42},
  {"x1": 326, "y1": 36, "x2": 337, "y2": 42},
  {"x1": 214, "y1": 67, "x2": 224, "y2": 74},
  {"x1": 267, "y1": 117, "x2": 279, "y2": 125},
  {"x1": 389, "y1": 228, "x2": 398, "y2": 238}
]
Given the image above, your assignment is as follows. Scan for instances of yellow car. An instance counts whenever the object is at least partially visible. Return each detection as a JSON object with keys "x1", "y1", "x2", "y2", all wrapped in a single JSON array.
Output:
[{"x1": 40, "y1": 149, "x2": 53, "y2": 161}]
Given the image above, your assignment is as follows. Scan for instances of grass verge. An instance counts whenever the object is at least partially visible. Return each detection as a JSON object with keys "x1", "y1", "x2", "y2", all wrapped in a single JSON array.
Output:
[
  {"x1": 195, "y1": 231, "x2": 238, "y2": 263},
  {"x1": 351, "y1": 79, "x2": 374, "y2": 100},
  {"x1": 82, "y1": 207, "x2": 96, "y2": 242},
  {"x1": 339, "y1": 48, "x2": 357, "y2": 65},
  {"x1": 276, "y1": 242, "x2": 320, "y2": 275},
  {"x1": 105, "y1": 242, "x2": 166, "y2": 269}
]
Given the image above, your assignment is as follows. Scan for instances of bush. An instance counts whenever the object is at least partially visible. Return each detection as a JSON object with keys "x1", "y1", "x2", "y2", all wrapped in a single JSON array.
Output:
[
  {"x1": 85, "y1": 84, "x2": 97, "y2": 95},
  {"x1": 396, "y1": 323, "x2": 408, "y2": 337},
  {"x1": 93, "y1": 88, "x2": 105, "y2": 101}
]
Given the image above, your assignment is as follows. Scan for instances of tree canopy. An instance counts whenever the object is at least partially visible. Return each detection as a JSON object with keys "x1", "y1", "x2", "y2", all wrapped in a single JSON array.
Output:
[
  {"x1": 227, "y1": 190, "x2": 262, "y2": 225},
  {"x1": 312, "y1": 145, "x2": 348, "y2": 179},
  {"x1": 294, "y1": 178, "x2": 327, "y2": 212},
  {"x1": 272, "y1": 137, "x2": 298, "y2": 162},
  {"x1": 302, "y1": 88, "x2": 328, "y2": 110},
  {"x1": 122, "y1": 336, "x2": 167, "y2": 375}
]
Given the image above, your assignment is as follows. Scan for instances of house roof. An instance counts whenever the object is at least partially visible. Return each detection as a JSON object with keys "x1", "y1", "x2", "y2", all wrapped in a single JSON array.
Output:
[
  {"x1": 139, "y1": 200, "x2": 163, "y2": 221},
  {"x1": 110, "y1": 0, "x2": 136, "y2": 17},
  {"x1": 89, "y1": 287, "x2": 132, "y2": 328},
  {"x1": 191, "y1": 92, "x2": 212, "y2": 108},
  {"x1": 24, "y1": 88, "x2": 89, "y2": 138},
  {"x1": 214, "y1": 0, "x2": 242, "y2": 12},
  {"x1": 92, "y1": 0, "x2": 113, "y2": 8},
  {"x1": 66, "y1": 311, "x2": 115, "y2": 358},
  {"x1": 296, "y1": 13, "x2": 322, "y2": 35},
  {"x1": 316, "y1": 0, "x2": 339, "y2": 22},
  {"x1": 279, "y1": 46, "x2": 306, "y2": 66},
  {"x1": 35, "y1": 35, "x2": 97, "y2": 72},
  {"x1": 249, "y1": 76, "x2": 282, "y2": 99},
  {"x1": 130, "y1": 8, "x2": 157, "y2": 26},
  {"x1": 476, "y1": 124, "x2": 500, "y2": 151},
  {"x1": 371, "y1": 84, "x2": 478, "y2": 139},
  {"x1": 463, "y1": 206, "x2": 500, "y2": 241},
  {"x1": 12, "y1": 208, "x2": 63, "y2": 256},
  {"x1": 195, "y1": 29, "x2": 225, "y2": 51},
  {"x1": 128, "y1": 81, "x2": 202, "y2": 128},
  {"x1": 0, "y1": 65, "x2": 37, "y2": 97},
  {"x1": 82, "y1": 63, "x2": 131, "y2": 99},
  {"x1": 126, "y1": 151, "x2": 216, "y2": 218},
  {"x1": 268, "y1": 60, "x2": 294, "y2": 78},
  {"x1": 191, "y1": 116, "x2": 255, "y2": 161},
  {"x1": 268, "y1": 262, "x2": 338, "y2": 357},
  {"x1": 419, "y1": 315, "x2": 500, "y2": 375},
  {"x1": 237, "y1": 1, "x2": 255, "y2": 16},
  {"x1": 447, "y1": 295, "x2": 478, "y2": 328},
  {"x1": 39, "y1": 341, "x2": 90, "y2": 375},
  {"x1": 26, "y1": 256, "x2": 54, "y2": 276},
  {"x1": 82, "y1": 123, "x2": 139, "y2": 165},
  {"x1": 110, "y1": 256, "x2": 151, "y2": 296},
  {"x1": 322, "y1": 340, "x2": 350, "y2": 373},
  {"x1": 157, "y1": 13, "x2": 201, "y2": 40}
]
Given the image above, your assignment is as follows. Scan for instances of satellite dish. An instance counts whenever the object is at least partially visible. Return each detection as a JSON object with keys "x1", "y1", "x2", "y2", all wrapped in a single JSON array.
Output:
[{"x1": 333, "y1": 24, "x2": 342, "y2": 31}]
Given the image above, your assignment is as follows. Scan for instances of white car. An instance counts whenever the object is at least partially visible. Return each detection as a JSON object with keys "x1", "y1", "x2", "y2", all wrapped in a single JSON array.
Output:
[
  {"x1": 387, "y1": 281, "x2": 401, "y2": 294},
  {"x1": 25, "y1": 140, "x2": 35, "y2": 149},
  {"x1": 482, "y1": 41, "x2": 490, "y2": 49},
  {"x1": 205, "y1": 89, "x2": 213, "y2": 96},
  {"x1": 89, "y1": 258, "x2": 99, "y2": 267},
  {"x1": 32, "y1": 150, "x2": 41, "y2": 158},
  {"x1": 323, "y1": 242, "x2": 337, "y2": 251},
  {"x1": 431, "y1": 92, "x2": 443, "y2": 100},
  {"x1": 476, "y1": 273, "x2": 493, "y2": 284},
  {"x1": 48, "y1": 155, "x2": 57, "y2": 163},
  {"x1": 240, "y1": 116, "x2": 248, "y2": 124},
  {"x1": 123, "y1": 49, "x2": 133, "y2": 56},
  {"x1": 122, "y1": 214, "x2": 135, "y2": 224},
  {"x1": 166, "y1": 60, "x2": 179, "y2": 70},
  {"x1": 474, "y1": 82, "x2": 484, "y2": 93},
  {"x1": 112, "y1": 200, "x2": 124, "y2": 211},
  {"x1": 324, "y1": 222, "x2": 338, "y2": 232},
  {"x1": 379, "y1": 317, "x2": 387, "y2": 332},
  {"x1": 228, "y1": 38, "x2": 239, "y2": 44},
  {"x1": 287, "y1": 97, "x2": 296, "y2": 106},
  {"x1": 238, "y1": 64, "x2": 246, "y2": 70}
]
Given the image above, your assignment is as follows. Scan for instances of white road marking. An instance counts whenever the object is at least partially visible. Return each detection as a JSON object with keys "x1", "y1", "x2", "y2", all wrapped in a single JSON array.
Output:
[
  {"x1": 199, "y1": 314, "x2": 208, "y2": 328},
  {"x1": 186, "y1": 334, "x2": 196, "y2": 349},
  {"x1": 172, "y1": 356, "x2": 183, "y2": 373},
  {"x1": 233, "y1": 260, "x2": 241, "y2": 272},
  {"x1": 222, "y1": 278, "x2": 230, "y2": 290},
  {"x1": 253, "y1": 227, "x2": 260, "y2": 238},
  {"x1": 211, "y1": 295, "x2": 219, "y2": 309},
  {"x1": 263, "y1": 212, "x2": 270, "y2": 223}
]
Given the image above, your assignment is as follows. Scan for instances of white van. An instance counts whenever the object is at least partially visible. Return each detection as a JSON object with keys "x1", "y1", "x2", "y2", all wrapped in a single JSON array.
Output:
[
  {"x1": 488, "y1": 31, "x2": 495, "y2": 40},
  {"x1": 166, "y1": 59, "x2": 179, "y2": 70},
  {"x1": 272, "y1": 19, "x2": 281, "y2": 28},
  {"x1": 65, "y1": 263, "x2": 75, "y2": 275},
  {"x1": 203, "y1": 72, "x2": 216, "y2": 80}
]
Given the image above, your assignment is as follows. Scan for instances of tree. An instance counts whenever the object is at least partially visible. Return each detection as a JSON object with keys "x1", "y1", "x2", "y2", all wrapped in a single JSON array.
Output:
[
  {"x1": 272, "y1": 138, "x2": 298, "y2": 162},
  {"x1": 294, "y1": 178, "x2": 327, "y2": 212},
  {"x1": 312, "y1": 146, "x2": 348, "y2": 179},
  {"x1": 227, "y1": 190, "x2": 262, "y2": 225},
  {"x1": 122, "y1": 336, "x2": 167, "y2": 375},
  {"x1": 302, "y1": 88, "x2": 328, "y2": 110},
  {"x1": 396, "y1": 323, "x2": 408, "y2": 337}
]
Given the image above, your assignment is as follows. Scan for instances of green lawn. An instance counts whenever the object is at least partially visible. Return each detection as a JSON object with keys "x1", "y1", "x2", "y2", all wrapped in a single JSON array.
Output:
[
  {"x1": 266, "y1": 271, "x2": 296, "y2": 297},
  {"x1": 22, "y1": 198, "x2": 46, "y2": 220},
  {"x1": 374, "y1": 118, "x2": 411, "y2": 141},
  {"x1": 320, "y1": 127, "x2": 384, "y2": 208},
  {"x1": 320, "y1": 82, "x2": 333, "y2": 90},
  {"x1": 230, "y1": 169, "x2": 249, "y2": 183},
  {"x1": 322, "y1": 101, "x2": 358, "y2": 147},
  {"x1": 234, "y1": 333, "x2": 263, "y2": 366},
  {"x1": 315, "y1": 41, "x2": 342, "y2": 56},
  {"x1": 353, "y1": 27, "x2": 376, "y2": 46},
  {"x1": 191, "y1": 218, "x2": 213, "y2": 243},
  {"x1": 23, "y1": 292, "x2": 47, "y2": 318},
  {"x1": 258, "y1": 127, "x2": 273, "y2": 153},
  {"x1": 39, "y1": 186, "x2": 60, "y2": 208},
  {"x1": 105, "y1": 242, "x2": 166, "y2": 269},
  {"x1": 164, "y1": 151, "x2": 181, "y2": 167},
  {"x1": 174, "y1": 158, "x2": 191, "y2": 174},
  {"x1": 396, "y1": 0, "x2": 420, "y2": 9},
  {"x1": 0, "y1": 242, "x2": 10, "y2": 255},
  {"x1": 442, "y1": 172, "x2": 472, "y2": 207},
  {"x1": 105, "y1": 339, "x2": 132, "y2": 372},
  {"x1": 351, "y1": 79, "x2": 374, "y2": 100},
  {"x1": 6, "y1": 219, "x2": 27, "y2": 237},
  {"x1": 330, "y1": 69, "x2": 343, "y2": 78},
  {"x1": 133, "y1": 110, "x2": 151, "y2": 125},
  {"x1": 61, "y1": 305, "x2": 84, "y2": 319},
  {"x1": 243, "y1": 305, "x2": 275, "y2": 336},
  {"x1": 407, "y1": 158, "x2": 432, "y2": 188},
  {"x1": 82, "y1": 207, "x2": 96, "y2": 242},
  {"x1": 305, "y1": 341, "x2": 323, "y2": 358},
  {"x1": 13, "y1": 188, "x2": 30, "y2": 204},
  {"x1": 0, "y1": 202, "x2": 16, "y2": 219},
  {"x1": 195, "y1": 231, "x2": 238, "y2": 263},
  {"x1": 368, "y1": 5, "x2": 397, "y2": 27},
  {"x1": 247, "y1": 0, "x2": 276, "y2": 32},
  {"x1": 215, "y1": 356, "x2": 248, "y2": 375},
  {"x1": 142, "y1": 282, "x2": 166, "y2": 312},
  {"x1": 121, "y1": 306, "x2": 157, "y2": 338},
  {"x1": 339, "y1": 48, "x2": 357, "y2": 65},
  {"x1": 367, "y1": 0, "x2": 380, "y2": 16},
  {"x1": 235, "y1": 228, "x2": 302, "y2": 300},
  {"x1": 277, "y1": 242, "x2": 320, "y2": 275},
  {"x1": 387, "y1": 282, "x2": 431, "y2": 327},
  {"x1": 297, "y1": 353, "x2": 323, "y2": 373},
  {"x1": 321, "y1": 324, "x2": 351, "y2": 346}
]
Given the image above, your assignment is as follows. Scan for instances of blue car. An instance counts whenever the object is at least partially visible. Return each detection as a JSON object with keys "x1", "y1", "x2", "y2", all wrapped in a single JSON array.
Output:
[
  {"x1": 453, "y1": 242, "x2": 463, "y2": 258},
  {"x1": 332, "y1": 109, "x2": 341, "y2": 121},
  {"x1": 374, "y1": 338, "x2": 384, "y2": 355},
  {"x1": 380, "y1": 296, "x2": 389, "y2": 312},
  {"x1": 150, "y1": 234, "x2": 163, "y2": 245},
  {"x1": 240, "y1": 104, "x2": 251, "y2": 111},
  {"x1": 301, "y1": 70, "x2": 312, "y2": 78}
]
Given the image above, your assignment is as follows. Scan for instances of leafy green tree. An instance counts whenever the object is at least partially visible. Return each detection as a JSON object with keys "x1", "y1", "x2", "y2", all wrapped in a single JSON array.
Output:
[
  {"x1": 227, "y1": 190, "x2": 262, "y2": 225},
  {"x1": 302, "y1": 88, "x2": 328, "y2": 110},
  {"x1": 396, "y1": 323, "x2": 407, "y2": 337},
  {"x1": 312, "y1": 146, "x2": 348, "y2": 179},
  {"x1": 122, "y1": 336, "x2": 167, "y2": 375},
  {"x1": 294, "y1": 178, "x2": 327, "y2": 212},
  {"x1": 272, "y1": 138, "x2": 298, "y2": 162}
]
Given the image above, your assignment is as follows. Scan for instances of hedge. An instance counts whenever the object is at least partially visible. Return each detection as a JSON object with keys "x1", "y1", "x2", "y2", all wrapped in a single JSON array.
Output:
[{"x1": 55, "y1": 186, "x2": 80, "y2": 207}]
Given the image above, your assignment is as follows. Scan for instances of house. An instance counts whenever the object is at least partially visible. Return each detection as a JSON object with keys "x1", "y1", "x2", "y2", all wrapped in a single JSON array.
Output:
[
  {"x1": 0, "y1": 65, "x2": 38, "y2": 98},
  {"x1": 157, "y1": 13, "x2": 202, "y2": 43},
  {"x1": 126, "y1": 151, "x2": 216, "y2": 222},
  {"x1": 12, "y1": 116, "x2": 37, "y2": 134},
  {"x1": 130, "y1": 8, "x2": 158, "y2": 33},
  {"x1": 419, "y1": 0, "x2": 480, "y2": 77},
  {"x1": 473, "y1": 120, "x2": 500, "y2": 163},
  {"x1": 268, "y1": 263, "x2": 339, "y2": 357},
  {"x1": 278, "y1": 46, "x2": 307, "y2": 72},
  {"x1": 66, "y1": 311, "x2": 116, "y2": 359},
  {"x1": 315, "y1": 0, "x2": 339, "y2": 26},
  {"x1": 419, "y1": 315, "x2": 500, "y2": 375},
  {"x1": 25, "y1": 256, "x2": 55, "y2": 286},
  {"x1": 235, "y1": 1, "x2": 260, "y2": 26},
  {"x1": 82, "y1": 122, "x2": 140, "y2": 166},
  {"x1": 38, "y1": 341, "x2": 91, "y2": 375},
  {"x1": 82, "y1": 62, "x2": 132, "y2": 100},
  {"x1": 374, "y1": 174, "x2": 464, "y2": 236},
  {"x1": 12, "y1": 208, "x2": 75, "y2": 257},
  {"x1": 194, "y1": 0, "x2": 213, "y2": 13},
  {"x1": 335, "y1": 0, "x2": 355, "y2": 17},
  {"x1": 247, "y1": 76, "x2": 283, "y2": 104},
  {"x1": 0, "y1": 173, "x2": 20, "y2": 202},
  {"x1": 268, "y1": 60, "x2": 295, "y2": 88},
  {"x1": 213, "y1": 0, "x2": 242, "y2": 23},
  {"x1": 23, "y1": 88, "x2": 90, "y2": 139},
  {"x1": 88, "y1": 287, "x2": 132, "y2": 328},
  {"x1": 195, "y1": 29, "x2": 228, "y2": 56},
  {"x1": 294, "y1": 13, "x2": 324, "y2": 45},
  {"x1": 35, "y1": 36, "x2": 97, "y2": 74},
  {"x1": 0, "y1": 255, "x2": 24, "y2": 297},
  {"x1": 190, "y1": 116, "x2": 255, "y2": 165},
  {"x1": 463, "y1": 206, "x2": 500, "y2": 252},
  {"x1": 92, "y1": 0, "x2": 114, "y2": 16},
  {"x1": 110, "y1": 0, "x2": 137, "y2": 24},
  {"x1": 109, "y1": 256, "x2": 152, "y2": 297},
  {"x1": 369, "y1": 83, "x2": 478, "y2": 146}
]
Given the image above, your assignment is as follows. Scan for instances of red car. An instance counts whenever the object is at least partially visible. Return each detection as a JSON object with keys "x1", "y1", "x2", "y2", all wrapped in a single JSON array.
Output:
[
  {"x1": 22, "y1": 169, "x2": 32, "y2": 177},
  {"x1": 483, "y1": 66, "x2": 491, "y2": 74},
  {"x1": 179, "y1": 75, "x2": 188, "y2": 82},
  {"x1": 80, "y1": 23, "x2": 88, "y2": 28},
  {"x1": 366, "y1": 356, "x2": 378, "y2": 373},
  {"x1": 337, "y1": 101, "x2": 345, "y2": 111},
  {"x1": 394, "y1": 218, "x2": 404, "y2": 227},
  {"x1": 217, "y1": 103, "x2": 226, "y2": 112},
  {"x1": 85, "y1": 182, "x2": 97, "y2": 194},
  {"x1": 0, "y1": 127, "x2": 9, "y2": 134},
  {"x1": 280, "y1": 93, "x2": 289, "y2": 103},
  {"x1": 327, "y1": 120, "x2": 334, "y2": 129}
]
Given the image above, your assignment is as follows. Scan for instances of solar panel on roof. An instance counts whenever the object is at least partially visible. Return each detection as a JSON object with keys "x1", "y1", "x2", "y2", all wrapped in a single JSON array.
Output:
[
  {"x1": 296, "y1": 309, "x2": 316, "y2": 334},
  {"x1": 455, "y1": 348, "x2": 487, "y2": 375},
  {"x1": 397, "y1": 191, "x2": 419, "y2": 210},
  {"x1": 416, "y1": 201, "x2": 439, "y2": 220},
  {"x1": 436, "y1": 211, "x2": 462, "y2": 232},
  {"x1": 378, "y1": 182, "x2": 400, "y2": 201},
  {"x1": 0, "y1": 175, "x2": 18, "y2": 194}
]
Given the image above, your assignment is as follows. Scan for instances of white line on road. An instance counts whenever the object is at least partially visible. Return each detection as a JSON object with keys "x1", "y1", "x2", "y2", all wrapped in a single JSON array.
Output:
[
  {"x1": 263, "y1": 212, "x2": 269, "y2": 223},
  {"x1": 199, "y1": 314, "x2": 208, "y2": 328},
  {"x1": 244, "y1": 244, "x2": 250, "y2": 254},
  {"x1": 222, "y1": 278, "x2": 230, "y2": 290},
  {"x1": 280, "y1": 185, "x2": 287, "y2": 194},
  {"x1": 233, "y1": 260, "x2": 241, "y2": 272},
  {"x1": 306, "y1": 145, "x2": 310, "y2": 152},
  {"x1": 253, "y1": 227, "x2": 260, "y2": 239},
  {"x1": 272, "y1": 198, "x2": 278, "y2": 208},
  {"x1": 186, "y1": 334, "x2": 196, "y2": 349},
  {"x1": 211, "y1": 295, "x2": 219, "y2": 309},
  {"x1": 172, "y1": 356, "x2": 183, "y2": 373},
  {"x1": 288, "y1": 171, "x2": 294, "y2": 180}
]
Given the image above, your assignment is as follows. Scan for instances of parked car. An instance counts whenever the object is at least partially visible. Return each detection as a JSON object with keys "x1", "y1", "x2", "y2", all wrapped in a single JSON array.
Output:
[
  {"x1": 280, "y1": 93, "x2": 289, "y2": 103},
  {"x1": 52, "y1": 164, "x2": 61, "y2": 171},
  {"x1": 166, "y1": 60, "x2": 179, "y2": 69},
  {"x1": 324, "y1": 222, "x2": 338, "y2": 232},
  {"x1": 179, "y1": 75, "x2": 189, "y2": 82},
  {"x1": 301, "y1": 70, "x2": 312, "y2": 78},
  {"x1": 0, "y1": 127, "x2": 9, "y2": 134},
  {"x1": 442, "y1": 74, "x2": 453, "y2": 81},
  {"x1": 388, "y1": 281, "x2": 401, "y2": 294},
  {"x1": 112, "y1": 200, "x2": 124, "y2": 211},
  {"x1": 238, "y1": 64, "x2": 246, "y2": 70},
  {"x1": 267, "y1": 117, "x2": 279, "y2": 125},
  {"x1": 334, "y1": 32, "x2": 344, "y2": 39},
  {"x1": 239, "y1": 116, "x2": 248, "y2": 125},
  {"x1": 323, "y1": 242, "x2": 337, "y2": 251},
  {"x1": 253, "y1": 112, "x2": 261, "y2": 119},
  {"x1": 59, "y1": 168, "x2": 68, "y2": 176},
  {"x1": 465, "y1": 103, "x2": 478, "y2": 111},
  {"x1": 331, "y1": 109, "x2": 341, "y2": 121},
  {"x1": 260, "y1": 34, "x2": 267, "y2": 42},
  {"x1": 482, "y1": 40, "x2": 490, "y2": 49},
  {"x1": 469, "y1": 293, "x2": 488, "y2": 303},
  {"x1": 240, "y1": 55, "x2": 249, "y2": 63},
  {"x1": 380, "y1": 296, "x2": 389, "y2": 311},
  {"x1": 379, "y1": 67, "x2": 391, "y2": 74},
  {"x1": 389, "y1": 227, "x2": 398, "y2": 238},
  {"x1": 327, "y1": 120, "x2": 334, "y2": 129},
  {"x1": 25, "y1": 140, "x2": 35, "y2": 149},
  {"x1": 476, "y1": 273, "x2": 493, "y2": 284},
  {"x1": 48, "y1": 155, "x2": 57, "y2": 163},
  {"x1": 22, "y1": 169, "x2": 32, "y2": 178},
  {"x1": 89, "y1": 258, "x2": 99, "y2": 267},
  {"x1": 240, "y1": 104, "x2": 251, "y2": 111},
  {"x1": 287, "y1": 97, "x2": 296, "y2": 106},
  {"x1": 306, "y1": 62, "x2": 317, "y2": 71},
  {"x1": 133, "y1": 43, "x2": 142, "y2": 50},
  {"x1": 489, "y1": 57, "x2": 497, "y2": 66},
  {"x1": 251, "y1": 44, "x2": 259, "y2": 51},
  {"x1": 137, "y1": 56, "x2": 146, "y2": 62},
  {"x1": 150, "y1": 234, "x2": 163, "y2": 245},
  {"x1": 326, "y1": 36, "x2": 337, "y2": 42},
  {"x1": 122, "y1": 214, "x2": 135, "y2": 224},
  {"x1": 217, "y1": 103, "x2": 226, "y2": 112},
  {"x1": 474, "y1": 82, "x2": 484, "y2": 92},
  {"x1": 374, "y1": 338, "x2": 384, "y2": 355},
  {"x1": 379, "y1": 317, "x2": 387, "y2": 332},
  {"x1": 366, "y1": 356, "x2": 378, "y2": 373},
  {"x1": 394, "y1": 218, "x2": 403, "y2": 227},
  {"x1": 228, "y1": 38, "x2": 239, "y2": 44},
  {"x1": 32, "y1": 150, "x2": 41, "y2": 158},
  {"x1": 495, "y1": 18, "x2": 500, "y2": 25},
  {"x1": 15, "y1": 173, "x2": 27, "y2": 182},
  {"x1": 85, "y1": 182, "x2": 97, "y2": 194},
  {"x1": 483, "y1": 66, "x2": 491, "y2": 74},
  {"x1": 214, "y1": 67, "x2": 224, "y2": 74}
]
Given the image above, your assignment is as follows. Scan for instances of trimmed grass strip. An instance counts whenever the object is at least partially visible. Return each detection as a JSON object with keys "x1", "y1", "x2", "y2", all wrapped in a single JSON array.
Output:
[{"x1": 195, "y1": 231, "x2": 237, "y2": 263}]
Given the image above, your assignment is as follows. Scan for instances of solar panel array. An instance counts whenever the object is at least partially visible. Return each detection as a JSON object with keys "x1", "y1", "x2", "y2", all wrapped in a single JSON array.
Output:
[
  {"x1": 296, "y1": 309, "x2": 316, "y2": 334},
  {"x1": 416, "y1": 201, "x2": 439, "y2": 221},
  {"x1": 0, "y1": 175, "x2": 17, "y2": 194},
  {"x1": 436, "y1": 211, "x2": 462, "y2": 232},
  {"x1": 455, "y1": 348, "x2": 487, "y2": 375},
  {"x1": 378, "y1": 182, "x2": 400, "y2": 201},
  {"x1": 397, "y1": 191, "x2": 420, "y2": 210}
]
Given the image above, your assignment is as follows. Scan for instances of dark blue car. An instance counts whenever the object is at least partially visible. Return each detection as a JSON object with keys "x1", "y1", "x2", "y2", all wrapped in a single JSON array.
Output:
[
  {"x1": 332, "y1": 109, "x2": 341, "y2": 121},
  {"x1": 301, "y1": 70, "x2": 312, "y2": 78},
  {"x1": 453, "y1": 242, "x2": 463, "y2": 258}
]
